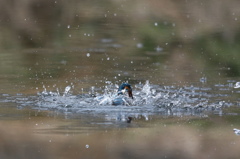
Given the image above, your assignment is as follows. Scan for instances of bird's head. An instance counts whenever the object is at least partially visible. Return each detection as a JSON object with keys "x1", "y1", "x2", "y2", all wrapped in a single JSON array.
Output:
[{"x1": 118, "y1": 83, "x2": 133, "y2": 99}]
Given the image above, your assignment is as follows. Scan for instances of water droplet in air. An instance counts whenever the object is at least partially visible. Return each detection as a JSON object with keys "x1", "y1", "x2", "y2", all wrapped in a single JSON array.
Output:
[
  {"x1": 63, "y1": 86, "x2": 71, "y2": 96},
  {"x1": 85, "y1": 144, "x2": 89, "y2": 148},
  {"x1": 86, "y1": 53, "x2": 90, "y2": 57},
  {"x1": 156, "y1": 46, "x2": 162, "y2": 52},
  {"x1": 233, "y1": 128, "x2": 240, "y2": 135},
  {"x1": 154, "y1": 22, "x2": 158, "y2": 26},
  {"x1": 234, "y1": 82, "x2": 240, "y2": 88},
  {"x1": 200, "y1": 77, "x2": 207, "y2": 83},
  {"x1": 136, "y1": 43, "x2": 143, "y2": 48},
  {"x1": 67, "y1": 25, "x2": 70, "y2": 29}
]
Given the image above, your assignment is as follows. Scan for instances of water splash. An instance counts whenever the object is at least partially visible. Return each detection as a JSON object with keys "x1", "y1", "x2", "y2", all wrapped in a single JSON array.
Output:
[
  {"x1": 63, "y1": 86, "x2": 71, "y2": 96},
  {"x1": 233, "y1": 128, "x2": 240, "y2": 136},
  {"x1": 234, "y1": 82, "x2": 240, "y2": 88},
  {"x1": 0, "y1": 80, "x2": 235, "y2": 120}
]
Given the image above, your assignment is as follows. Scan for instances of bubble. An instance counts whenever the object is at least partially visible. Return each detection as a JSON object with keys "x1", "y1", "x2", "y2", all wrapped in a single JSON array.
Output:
[{"x1": 85, "y1": 144, "x2": 89, "y2": 148}]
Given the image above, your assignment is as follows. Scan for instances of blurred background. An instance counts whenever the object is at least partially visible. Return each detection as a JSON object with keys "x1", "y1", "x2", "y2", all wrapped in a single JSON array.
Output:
[
  {"x1": 0, "y1": 0, "x2": 240, "y2": 159},
  {"x1": 0, "y1": 0, "x2": 240, "y2": 94}
]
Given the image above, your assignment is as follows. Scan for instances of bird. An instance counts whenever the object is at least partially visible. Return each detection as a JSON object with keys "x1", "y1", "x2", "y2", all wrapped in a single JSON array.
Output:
[
  {"x1": 112, "y1": 83, "x2": 133, "y2": 105},
  {"x1": 117, "y1": 83, "x2": 133, "y2": 99}
]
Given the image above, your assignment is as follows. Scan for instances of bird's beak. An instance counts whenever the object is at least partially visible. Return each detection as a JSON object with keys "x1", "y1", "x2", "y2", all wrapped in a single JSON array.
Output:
[{"x1": 128, "y1": 90, "x2": 133, "y2": 99}]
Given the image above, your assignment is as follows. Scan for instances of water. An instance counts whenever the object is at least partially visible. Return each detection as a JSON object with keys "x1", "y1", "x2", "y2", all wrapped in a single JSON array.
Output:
[
  {"x1": 0, "y1": 63, "x2": 239, "y2": 158},
  {"x1": 2, "y1": 80, "x2": 235, "y2": 118},
  {"x1": 1, "y1": 0, "x2": 240, "y2": 159}
]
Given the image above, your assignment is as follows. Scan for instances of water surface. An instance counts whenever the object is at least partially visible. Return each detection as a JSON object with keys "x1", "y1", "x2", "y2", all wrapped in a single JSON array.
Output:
[{"x1": 0, "y1": 0, "x2": 240, "y2": 158}]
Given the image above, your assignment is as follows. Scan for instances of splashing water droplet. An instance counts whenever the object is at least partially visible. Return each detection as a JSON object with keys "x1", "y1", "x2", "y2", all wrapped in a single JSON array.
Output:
[
  {"x1": 8, "y1": 80, "x2": 228, "y2": 117},
  {"x1": 42, "y1": 85, "x2": 48, "y2": 95},
  {"x1": 142, "y1": 80, "x2": 151, "y2": 95},
  {"x1": 234, "y1": 82, "x2": 240, "y2": 88},
  {"x1": 136, "y1": 43, "x2": 143, "y2": 48},
  {"x1": 233, "y1": 128, "x2": 240, "y2": 135},
  {"x1": 63, "y1": 86, "x2": 71, "y2": 96},
  {"x1": 200, "y1": 77, "x2": 207, "y2": 83},
  {"x1": 156, "y1": 46, "x2": 162, "y2": 52},
  {"x1": 56, "y1": 88, "x2": 60, "y2": 96}
]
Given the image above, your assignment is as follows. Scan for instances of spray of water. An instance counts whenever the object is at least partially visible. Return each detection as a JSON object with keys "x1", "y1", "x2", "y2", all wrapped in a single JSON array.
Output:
[{"x1": 1, "y1": 80, "x2": 235, "y2": 120}]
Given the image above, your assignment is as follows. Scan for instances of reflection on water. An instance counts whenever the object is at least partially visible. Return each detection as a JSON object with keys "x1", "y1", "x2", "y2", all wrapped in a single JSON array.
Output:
[
  {"x1": 0, "y1": 0, "x2": 240, "y2": 158},
  {"x1": 1, "y1": 109, "x2": 240, "y2": 159}
]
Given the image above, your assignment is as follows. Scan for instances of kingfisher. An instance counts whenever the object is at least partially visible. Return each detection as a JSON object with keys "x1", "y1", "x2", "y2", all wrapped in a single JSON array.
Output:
[
  {"x1": 112, "y1": 83, "x2": 133, "y2": 105},
  {"x1": 117, "y1": 83, "x2": 133, "y2": 99}
]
